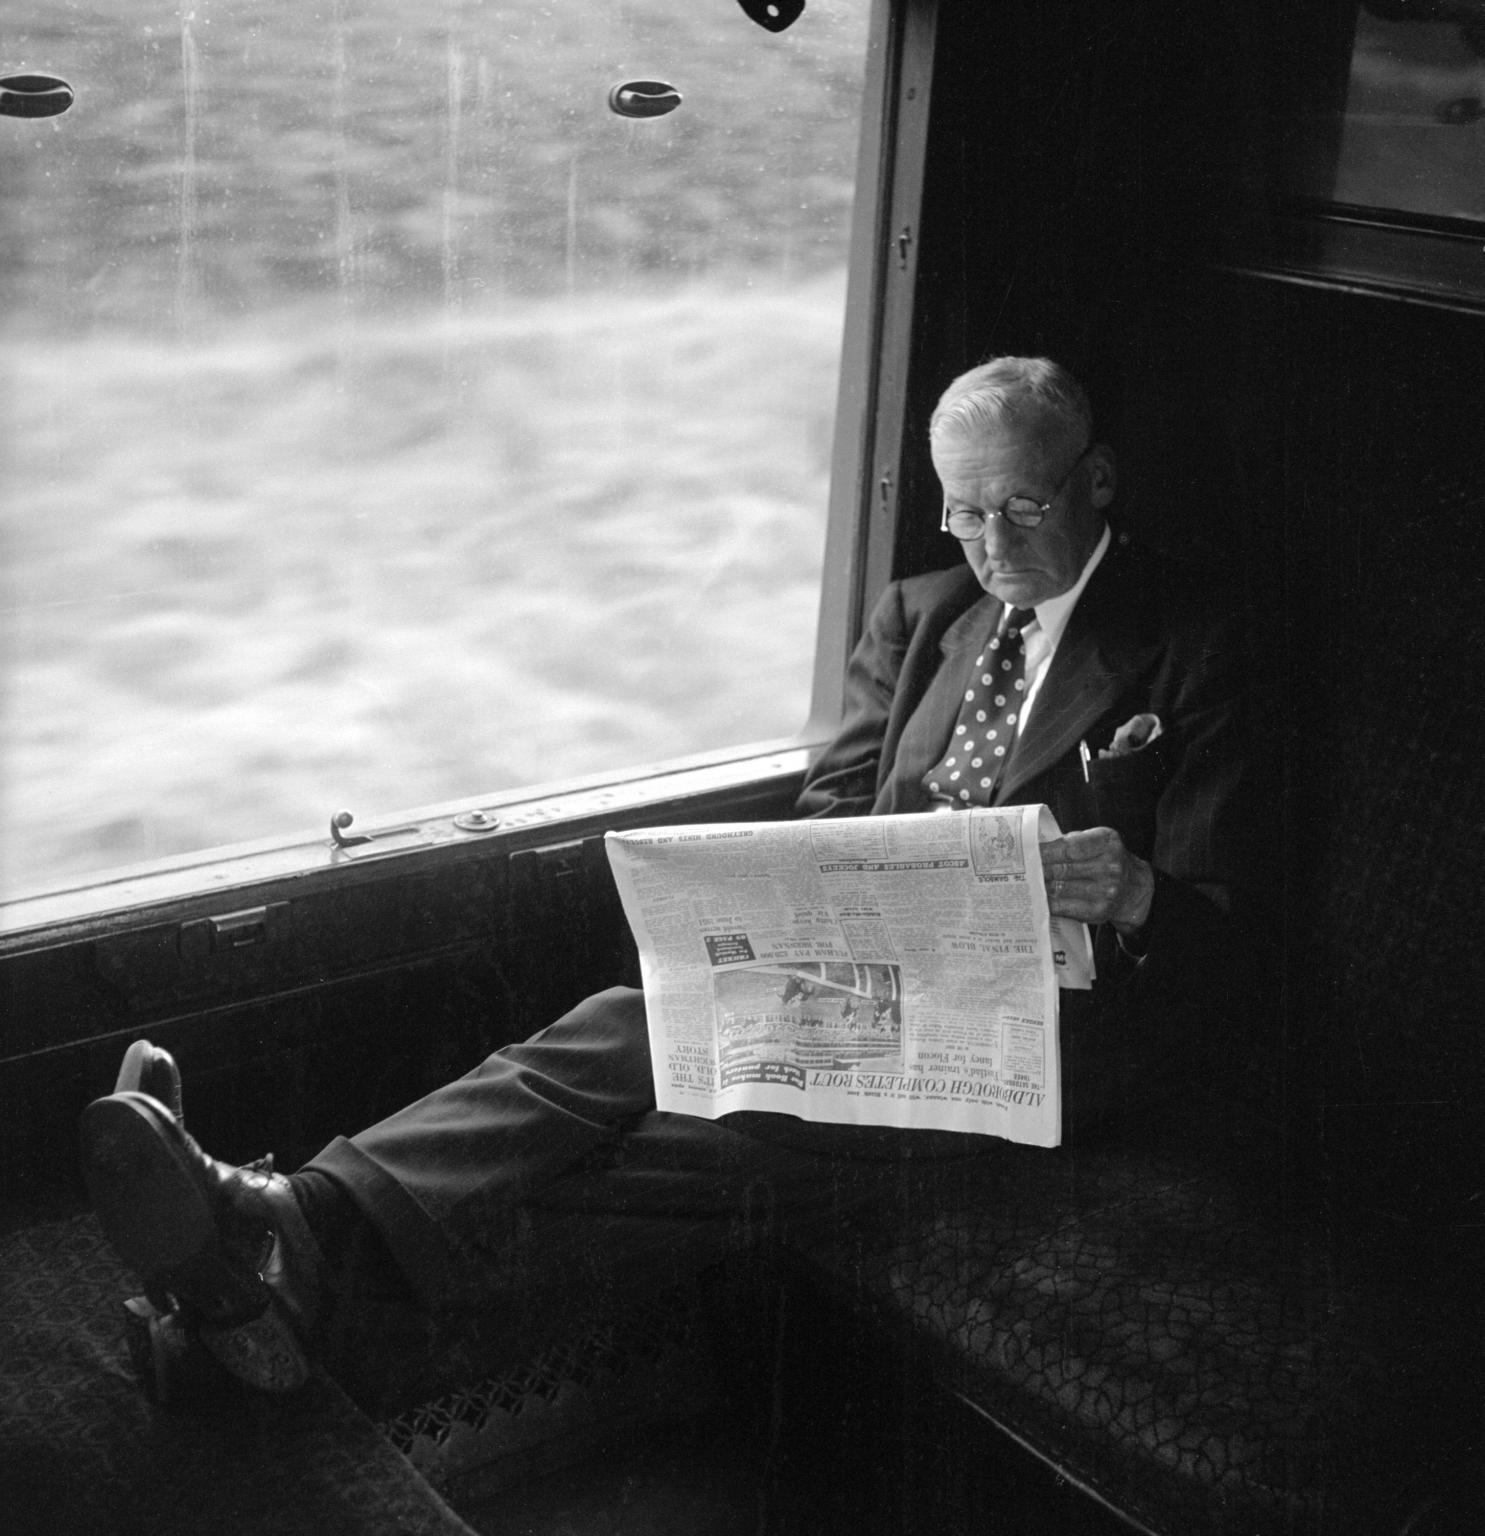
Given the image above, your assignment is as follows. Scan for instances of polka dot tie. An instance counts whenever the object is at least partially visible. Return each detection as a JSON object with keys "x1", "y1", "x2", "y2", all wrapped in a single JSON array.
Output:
[{"x1": 923, "y1": 606, "x2": 1036, "y2": 807}]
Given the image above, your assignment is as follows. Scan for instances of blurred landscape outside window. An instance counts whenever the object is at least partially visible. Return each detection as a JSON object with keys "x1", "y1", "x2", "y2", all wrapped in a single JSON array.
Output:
[
  {"x1": 1333, "y1": 4, "x2": 1485, "y2": 219},
  {"x1": 0, "y1": 0, "x2": 869, "y2": 894}
]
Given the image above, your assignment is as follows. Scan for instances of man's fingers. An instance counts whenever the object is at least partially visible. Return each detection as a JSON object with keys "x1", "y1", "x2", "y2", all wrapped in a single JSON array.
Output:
[
  {"x1": 1050, "y1": 827, "x2": 1123, "y2": 862},
  {"x1": 1042, "y1": 840, "x2": 1117, "y2": 883},
  {"x1": 1045, "y1": 857, "x2": 1122, "y2": 883},
  {"x1": 1049, "y1": 897, "x2": 1116, "y2": 922},
  {"x1": 1044, "y1": 878, "x2": 1124, "y2": 909},
  {"x1": 1044, "y1": 859, "x2": 1123, "y2": 887},
  {"x1": 1042, "y1": 828, "x2": 1141, "y2": 925},
  {"x1": 1047, "y1": 872, "x2": 1124, "y2": 897}
]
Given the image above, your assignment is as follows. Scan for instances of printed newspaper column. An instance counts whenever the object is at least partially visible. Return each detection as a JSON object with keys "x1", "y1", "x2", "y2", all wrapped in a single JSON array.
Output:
[{"x1": 605, "y1": 805, "x2": 1088, "y2": 1149}]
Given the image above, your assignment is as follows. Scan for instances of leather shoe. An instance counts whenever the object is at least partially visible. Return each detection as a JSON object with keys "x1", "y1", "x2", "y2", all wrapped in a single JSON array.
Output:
[
  {"x1": 80, "y1": 1084, "x2": 328, "y2": 1394},
  {"x1": 112, "y1": 1038, "x2": 184, "y2": 1122}
]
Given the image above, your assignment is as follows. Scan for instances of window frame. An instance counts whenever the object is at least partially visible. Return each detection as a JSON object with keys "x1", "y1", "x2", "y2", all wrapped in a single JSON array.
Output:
[
  {"x1": 1228, "y1": 201, "x2": 1485, "y2": 316},
  {"x1": 1213, "y1": 2, "x2": 1485, "y2": 317},
  {"x1": 0, "y1": 0, "x2": 936, "y2": 954}
]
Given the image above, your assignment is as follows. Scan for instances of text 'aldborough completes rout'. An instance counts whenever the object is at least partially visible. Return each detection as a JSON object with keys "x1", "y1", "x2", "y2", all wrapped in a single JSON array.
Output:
[{"x1": 809, "y1": 1071, "x2": 1045, "y2": 1107}]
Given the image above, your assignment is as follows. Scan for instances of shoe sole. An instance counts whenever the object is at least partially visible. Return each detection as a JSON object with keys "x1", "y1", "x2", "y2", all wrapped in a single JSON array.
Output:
[
  {"x1": 81, "y1": 1092, "x2": 270, "y2": 1330},
  {"x1": 81, "y1": 1094, "x2": 218, "y2": 1279}
]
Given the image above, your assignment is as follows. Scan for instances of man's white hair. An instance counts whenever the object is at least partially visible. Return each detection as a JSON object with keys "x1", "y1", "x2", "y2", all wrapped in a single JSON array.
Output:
[{"x1": 929, "y1": 356, "x2": 1092, "y2": 459}]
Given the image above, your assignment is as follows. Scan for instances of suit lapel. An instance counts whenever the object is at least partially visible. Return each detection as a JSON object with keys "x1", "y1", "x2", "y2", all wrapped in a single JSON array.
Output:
[
  {"x1": 903, "y1": 590, "x2": 1002, "y2": 772},
  {"x1": 993, "y1": 541, "x2": 1155, "y2": 806}
]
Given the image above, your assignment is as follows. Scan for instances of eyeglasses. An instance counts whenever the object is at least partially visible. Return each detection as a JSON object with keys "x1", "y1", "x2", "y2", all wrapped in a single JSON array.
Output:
[{"x1": 939, "y1": 443, "x2": 1091, "y2": 539}]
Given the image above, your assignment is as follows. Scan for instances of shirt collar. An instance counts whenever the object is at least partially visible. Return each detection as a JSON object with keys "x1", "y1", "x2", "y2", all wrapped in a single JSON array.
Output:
[{"x1": 1029, "y1": 522, "x2": 1111, "y2": 650}]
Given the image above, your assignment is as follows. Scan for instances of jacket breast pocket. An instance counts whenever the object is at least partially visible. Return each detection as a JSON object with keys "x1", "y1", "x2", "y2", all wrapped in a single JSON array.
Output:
[{"x1": 1082, "y1": 734, "x2": 1174, "y2": 858}]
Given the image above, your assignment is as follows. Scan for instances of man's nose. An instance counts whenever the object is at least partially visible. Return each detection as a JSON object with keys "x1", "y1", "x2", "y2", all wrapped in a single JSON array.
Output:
[{"x1": 981, "y1": 514, "x2": 1021, "y2": 559}]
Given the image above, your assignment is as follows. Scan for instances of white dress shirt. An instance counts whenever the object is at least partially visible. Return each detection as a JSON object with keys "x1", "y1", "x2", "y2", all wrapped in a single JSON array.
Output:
[{"x1": 1015, "y1": 522, "x2": 1111, "y2": 736}]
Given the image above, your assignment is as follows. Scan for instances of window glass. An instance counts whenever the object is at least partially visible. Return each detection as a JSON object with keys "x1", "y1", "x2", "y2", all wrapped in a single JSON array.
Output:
[
  {"x1": 1, "y1": 0, "x2": 869, "y2": 892},
  {"x1": 1333, "y1": 4, "x2": 1485, "y2": 221}
]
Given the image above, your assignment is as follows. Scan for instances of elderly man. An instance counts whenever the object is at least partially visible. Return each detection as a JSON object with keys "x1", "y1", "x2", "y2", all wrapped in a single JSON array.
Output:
[
  {"x1": 81, "y1": 357, "x2": 1256, "y2": 1398},
  {"x1": 801, "y1": 356, "x2": 1251, "y2": 995}
]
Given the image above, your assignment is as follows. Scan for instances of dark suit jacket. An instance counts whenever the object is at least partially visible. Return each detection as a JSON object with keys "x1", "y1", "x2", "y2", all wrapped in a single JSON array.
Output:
[{"x1": 795, "y1": 533, "x2": 1261, "y2": 1125}]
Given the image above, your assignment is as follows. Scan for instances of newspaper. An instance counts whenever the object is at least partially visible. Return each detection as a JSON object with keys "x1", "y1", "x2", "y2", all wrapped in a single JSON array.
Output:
[{"x1": 605, "y1": 805, "x2": 1092, "y2": 1149}]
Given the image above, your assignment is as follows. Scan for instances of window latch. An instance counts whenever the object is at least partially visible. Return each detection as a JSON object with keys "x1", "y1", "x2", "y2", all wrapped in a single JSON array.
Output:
[
  {"x1": 329, "y1": 806, "x2": 500, "y2": 853},
  {"x1": 330, "y1": 810, "x2": 374, "y2": 847},
  {"x1": 328, "y1": 808, "x2": 430, "y2": 851}
]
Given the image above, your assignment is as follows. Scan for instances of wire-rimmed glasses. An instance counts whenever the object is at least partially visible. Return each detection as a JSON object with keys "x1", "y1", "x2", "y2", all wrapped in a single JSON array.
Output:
[{"x1": 940, "y1": 443, "x2": 1091, "y2": 539}]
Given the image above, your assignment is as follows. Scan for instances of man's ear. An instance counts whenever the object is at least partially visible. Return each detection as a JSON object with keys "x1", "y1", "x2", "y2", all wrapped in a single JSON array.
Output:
[{"x1": 1087, "y1": 444, "x2": 1117, "y2": 510}]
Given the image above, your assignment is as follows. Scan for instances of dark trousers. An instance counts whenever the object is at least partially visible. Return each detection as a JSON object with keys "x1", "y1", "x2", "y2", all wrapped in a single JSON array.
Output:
[{"x1": 307, "y1": 987, "x2": 1006, "y2": 1317}]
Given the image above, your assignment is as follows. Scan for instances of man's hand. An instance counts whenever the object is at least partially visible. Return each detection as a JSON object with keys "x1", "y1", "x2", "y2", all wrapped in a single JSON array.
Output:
[{"x1": 1040, "y1": 827, "x2": 1154, "y2": 935}]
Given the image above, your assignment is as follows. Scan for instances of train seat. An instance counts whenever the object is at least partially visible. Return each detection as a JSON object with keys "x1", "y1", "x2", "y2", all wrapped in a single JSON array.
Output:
[
  {"x1": 793, "y1": 620, "x2": 1485, "y2": 1535},
  {"x1": 792, "y1": 1125, "x2": 1471, "y2": 1535}
]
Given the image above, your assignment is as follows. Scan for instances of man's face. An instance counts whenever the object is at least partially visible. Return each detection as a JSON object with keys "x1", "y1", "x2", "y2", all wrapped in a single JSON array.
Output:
[{"x1": 932, "y1": 415, "x2": 1114, "y2": 608}]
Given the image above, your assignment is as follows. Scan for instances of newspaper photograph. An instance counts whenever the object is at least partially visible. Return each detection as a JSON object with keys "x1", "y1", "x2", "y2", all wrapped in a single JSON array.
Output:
[{"x1": 605, "y1": 805, "x2": 1092, "y2": 1148}]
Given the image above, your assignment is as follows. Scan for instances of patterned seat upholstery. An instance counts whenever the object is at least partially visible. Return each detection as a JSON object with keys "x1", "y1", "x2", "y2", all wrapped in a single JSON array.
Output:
[{"x1": 793, "y1": 1131, "x2": 1475, "y2": 1535}]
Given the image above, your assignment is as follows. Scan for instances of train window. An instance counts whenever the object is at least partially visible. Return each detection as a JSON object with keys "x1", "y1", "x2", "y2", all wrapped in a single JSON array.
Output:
[
  {"x1": 0, "y1": 0, "x2": 871, "y2": 895},
  {"x1": 1333, "y1": 3, "x2": 1485, "y2": 222},
  {"x1": 1260, "y1": 2, "x2": 1485, "y2": 310}
]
